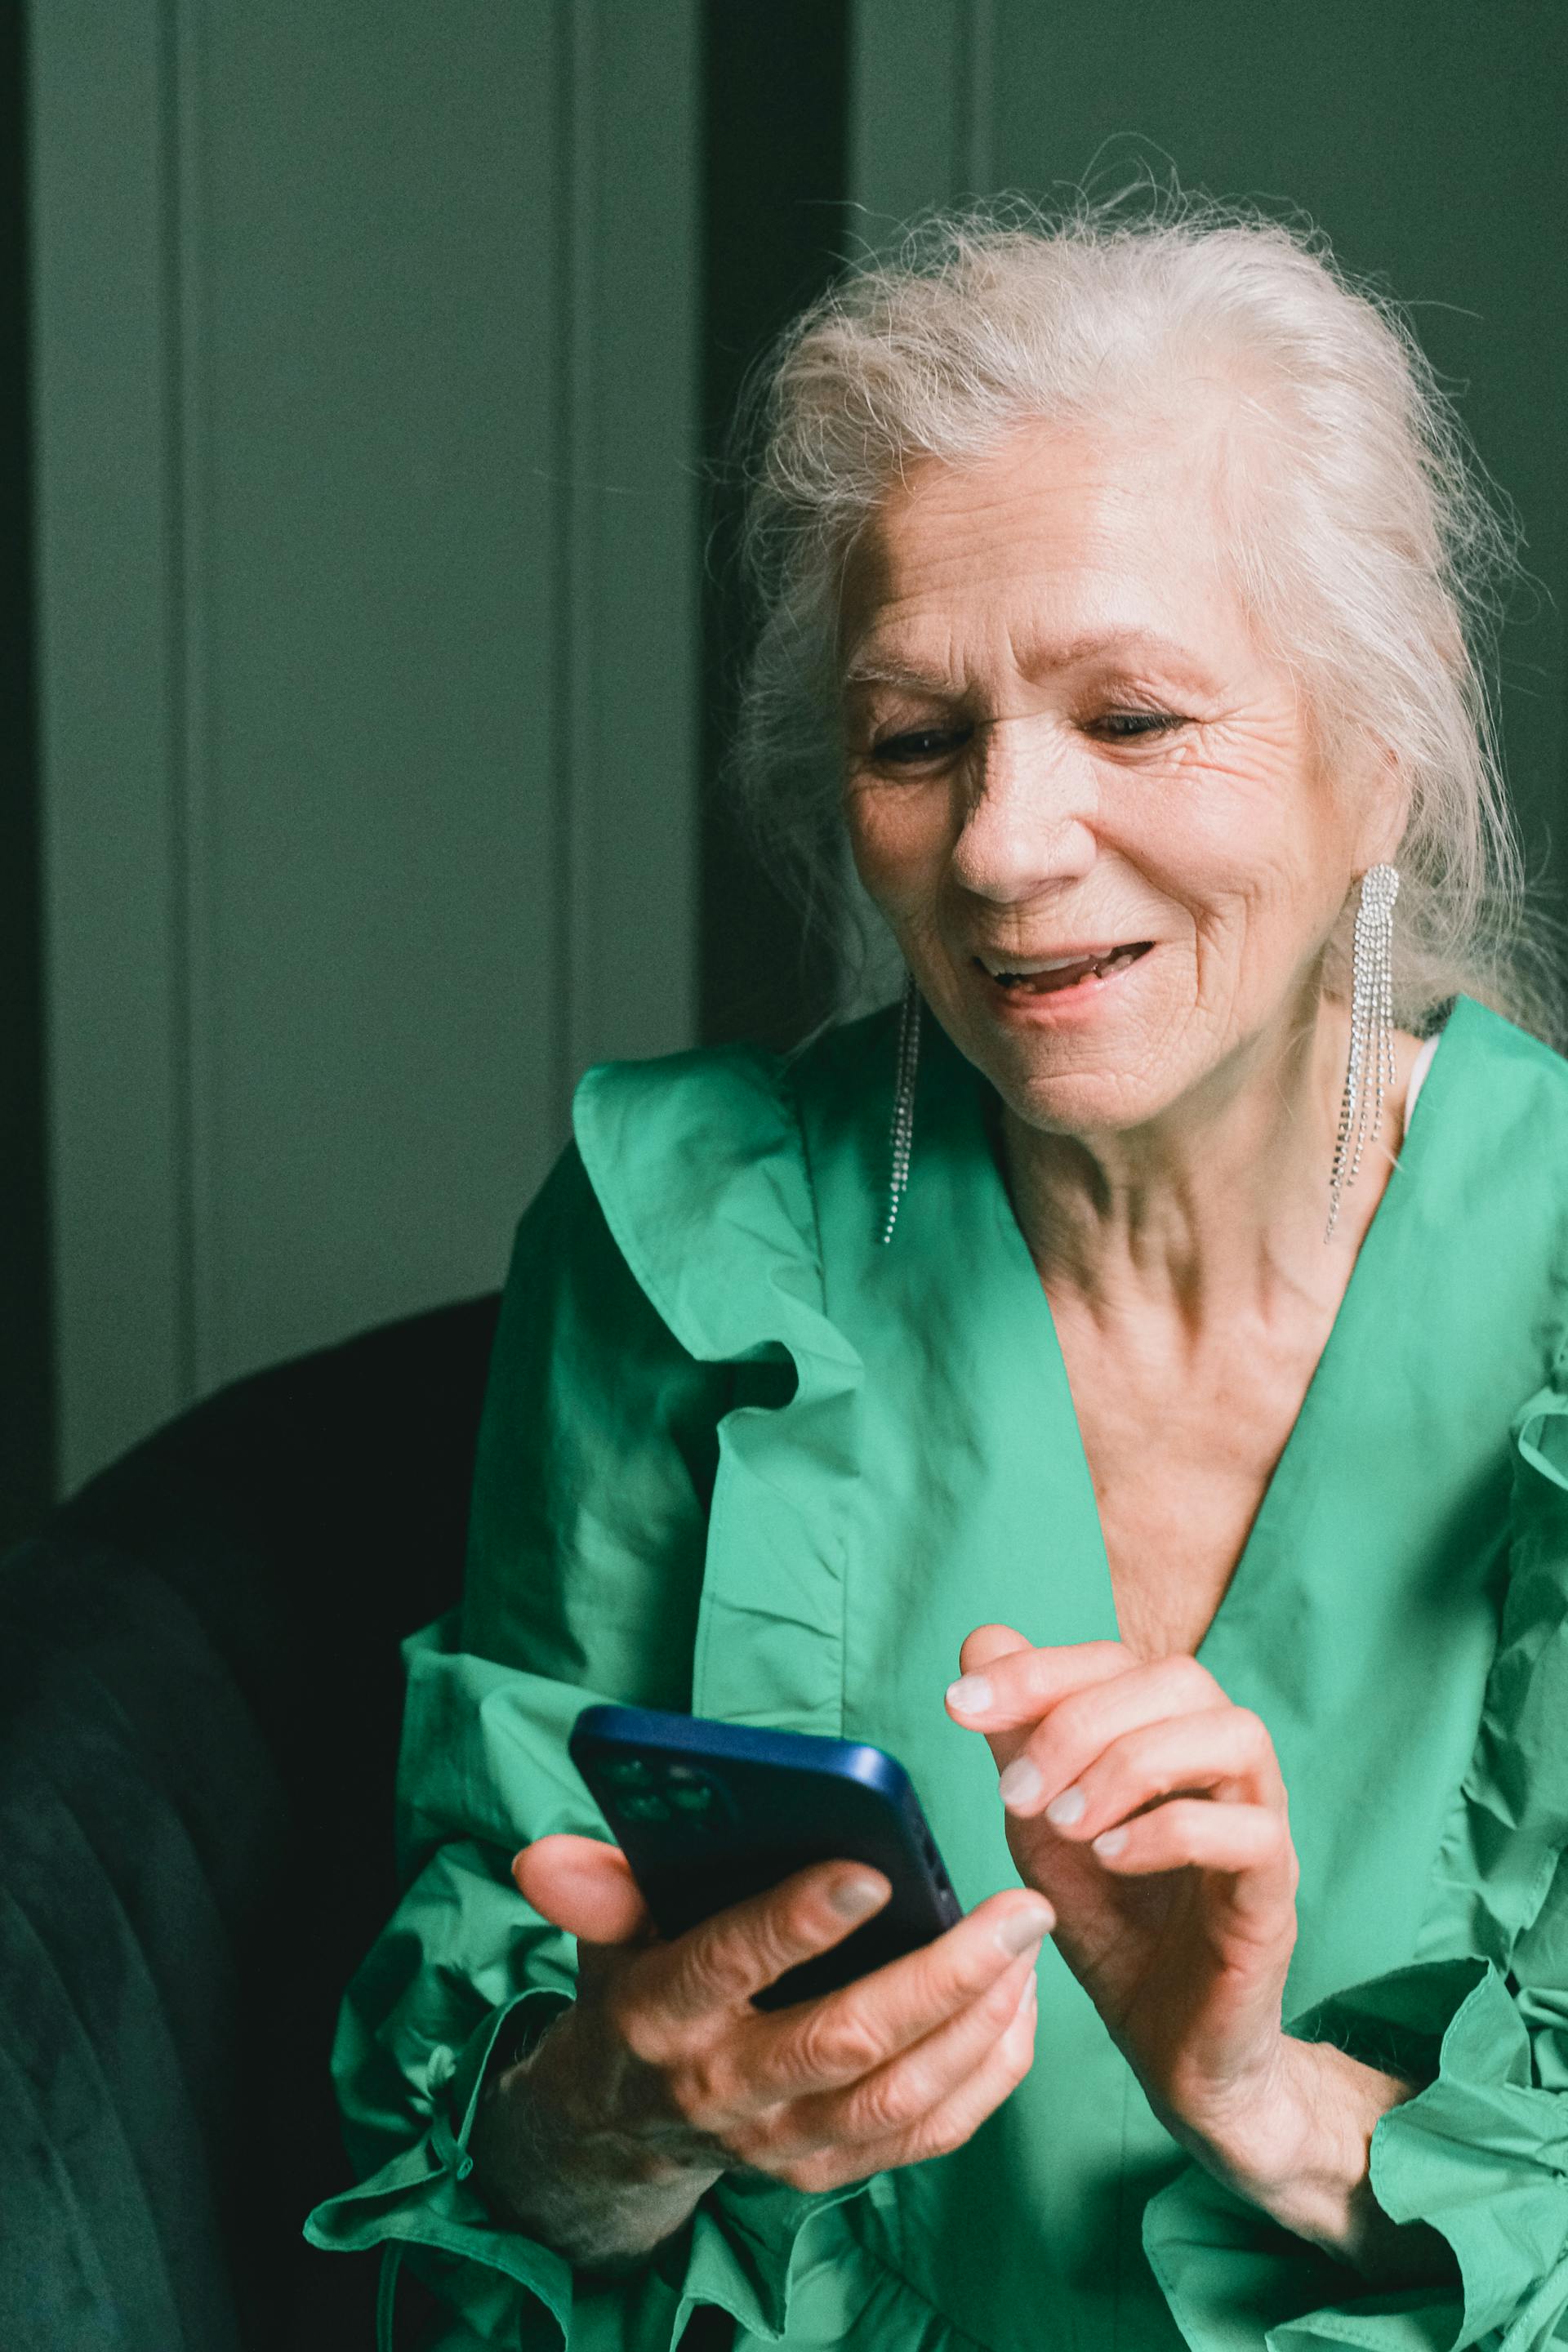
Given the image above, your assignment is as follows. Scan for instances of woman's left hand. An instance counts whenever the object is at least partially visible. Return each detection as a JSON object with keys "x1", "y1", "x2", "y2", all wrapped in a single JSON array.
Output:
[{"x1": 947, "y1": 1623, "x2": 1301, "y2": 2162}]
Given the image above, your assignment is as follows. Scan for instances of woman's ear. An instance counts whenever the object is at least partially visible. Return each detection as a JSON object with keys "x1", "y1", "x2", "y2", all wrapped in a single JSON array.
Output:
[{"x1": 1358, "y1": 739, "x2": 1411, "y2": 869}]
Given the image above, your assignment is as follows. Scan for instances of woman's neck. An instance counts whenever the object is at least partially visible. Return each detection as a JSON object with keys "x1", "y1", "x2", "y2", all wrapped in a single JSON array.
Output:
[{"x1": 999, "y1": 992, "x2": 1421, "y2": 1341}]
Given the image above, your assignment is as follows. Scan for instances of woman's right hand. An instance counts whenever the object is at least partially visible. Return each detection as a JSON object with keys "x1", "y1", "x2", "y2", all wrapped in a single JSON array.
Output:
[{"x1": 478, "y1": 1833, "x2": 1050, "y2": 2259}]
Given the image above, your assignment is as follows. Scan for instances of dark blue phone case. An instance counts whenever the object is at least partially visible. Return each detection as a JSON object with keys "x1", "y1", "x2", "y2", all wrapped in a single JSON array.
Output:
[{"x1": 568, "y1": 1704, "x2": 964, "y2": 2008}]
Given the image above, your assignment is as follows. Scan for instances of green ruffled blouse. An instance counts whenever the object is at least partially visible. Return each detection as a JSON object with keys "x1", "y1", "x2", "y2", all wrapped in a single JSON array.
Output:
[{"x1": 306, "y1": 992, "x2": 1568, "y2": 2352}]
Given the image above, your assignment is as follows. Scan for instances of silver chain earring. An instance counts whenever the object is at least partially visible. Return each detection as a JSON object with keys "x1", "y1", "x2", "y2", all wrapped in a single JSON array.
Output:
[
  {"x1": 879, "y1": 971, "x2": 922, "y2": 1245},
  {"x1": 1325, "y1": 862, "x2": 1400, "y2": 1242}
]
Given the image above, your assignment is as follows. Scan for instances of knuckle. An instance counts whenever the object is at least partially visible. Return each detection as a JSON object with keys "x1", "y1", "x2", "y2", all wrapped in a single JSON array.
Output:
[
  {"x1": 849, "y1": 2062, "x2": 929, "y2": 2139},
  {"x1": 940, "y1": 1939, "x2": 1000, "y2": 2007},
  {"x1": 906, "y1": 2105, "x2": 970, "y2": 2165},
  {"x1": 1169, "y1": 1655, "x2": 1215, "y2": 1703},
  {"x1": 1140, "y1": 1806, "x2": 1189, "y2": 1862},
  {"x1": 1048, "y1": 1686, "x2": 1097, "y2": 1750},
  {"x1": 775, "y1": 1883, "x2": 825, "y2": 1949},
  {"x1": 1229, "y1": 1705, "x2": 1271, "y2": 1755},
  {"x1": 724, "y1": 2115, "x2": 772, "y2": 2171},
  {"x1": 612, "y1": 1995, "x2": 673, "y2": 2069},
  {"x1": 983, "y1": 1966, "x2": 1028, "y2": 2026},
  {"x1": 793, "y1": 2002, "x2": 884, "y2": 2087},
  {"x1": 751, "y1": 1887, "x2": 837, "y2": 1983},
  {"x1": 675, "y1": 2051, "x2": 730, "y2": 2131},
  {"x1": 685, "y1": 1936, "x2": 755, "y2": 2007}
]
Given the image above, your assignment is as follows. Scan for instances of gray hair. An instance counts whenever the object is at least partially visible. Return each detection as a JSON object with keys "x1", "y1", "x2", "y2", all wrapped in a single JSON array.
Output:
[{"x1": 725, "y1": 190, "x2": 1559, "y2": 1043}]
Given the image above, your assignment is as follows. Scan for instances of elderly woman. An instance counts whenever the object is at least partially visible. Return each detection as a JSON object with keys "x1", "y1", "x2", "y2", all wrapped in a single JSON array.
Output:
[{"x1": 306, "y1": 201, "x2": 1568, "y2": 2352}]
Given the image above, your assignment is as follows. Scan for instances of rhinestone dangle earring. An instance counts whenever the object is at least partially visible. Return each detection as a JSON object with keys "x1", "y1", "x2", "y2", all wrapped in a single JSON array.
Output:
[
  {"x1": 1325, "y1": 862, "x2": 1400, "y2": 1242},
  {"x1": 878, "y1": 970, "x2": 922, "y2": 1245}
]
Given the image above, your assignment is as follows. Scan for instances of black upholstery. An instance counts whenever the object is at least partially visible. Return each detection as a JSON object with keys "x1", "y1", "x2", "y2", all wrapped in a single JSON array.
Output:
[{"x1": 0, "y1": 1294, "x2": 501, "y2": 2351}]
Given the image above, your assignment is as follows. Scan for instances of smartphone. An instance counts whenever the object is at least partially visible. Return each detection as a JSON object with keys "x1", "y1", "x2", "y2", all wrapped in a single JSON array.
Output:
[{"x1": 569, "y1": 1703, "x2": 964, "y2": 2009}]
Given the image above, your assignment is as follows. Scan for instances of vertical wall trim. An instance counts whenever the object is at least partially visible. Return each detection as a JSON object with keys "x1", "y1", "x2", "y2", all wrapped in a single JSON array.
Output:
[
  {"x1": 29, "y1": 0, "x2": 190, "y2": 1488},
  {"x1": 958, "y1": 0, "x2": 996, "y2": 196},
  {"x1": 548, "y1": 0, "x2": 580, "y2": 1138},
  {"x1": 554, "y1": 0, "x2": 702, "y2": 1086},
  {"x1": 157, "y1": 0, "x2": 198, "y2": 1398},
  {"x1": 562, "y1": 0, "x2": 599, "y2": 1107},
  {"x1": 851, "y1": 0, "x2": 998, "y2": 227},
  {"x1": 0, "y1": 0, "x2": 56, "y2": 1539},
  {"x1": 32, "y1": 4, "x2": 704, "y2": 1484},
  {"x1": 850, "y1": 0, "x2": 964, "y2": 238}
]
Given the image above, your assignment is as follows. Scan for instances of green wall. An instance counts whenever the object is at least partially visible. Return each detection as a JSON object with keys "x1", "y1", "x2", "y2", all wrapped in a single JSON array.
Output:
[{"x1": 29, "y1": 2, "x2": 702, "y2": 1490}]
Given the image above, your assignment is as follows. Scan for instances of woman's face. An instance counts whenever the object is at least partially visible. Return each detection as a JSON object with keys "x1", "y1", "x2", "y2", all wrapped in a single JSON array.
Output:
[{"x1": 838, "y1": 411, "x2": 1399, "y2": 1137}]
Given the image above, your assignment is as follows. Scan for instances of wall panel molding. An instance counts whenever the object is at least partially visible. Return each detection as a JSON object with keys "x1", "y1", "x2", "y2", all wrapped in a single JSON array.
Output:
[
  {"x1": 850, "y1": 0, "x2": 994, "y2": 234},
  {"x1": 29, "y1": 0, "x2": 190, "y2": 1483},
  {"x1": 29, "y1": 2, "x2": 702, "y2": 1490},
  {"x1": 0, "y1": 0, "x2": 54, "y2": 1540},
  {"x1": 557, "y1": 0, "x2": 701, "y2": 1094}
]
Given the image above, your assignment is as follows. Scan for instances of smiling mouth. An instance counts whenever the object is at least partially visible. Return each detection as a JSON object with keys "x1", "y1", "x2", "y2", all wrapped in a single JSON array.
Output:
[{"x1": 975, "y1": 942, "x2": 1153, "y2": 996}]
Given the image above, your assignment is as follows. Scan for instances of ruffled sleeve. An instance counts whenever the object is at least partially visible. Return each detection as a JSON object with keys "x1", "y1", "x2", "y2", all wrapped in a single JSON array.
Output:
[
  {"x1": 1143, "y1": 1359, "x2": 1568, "y2": 2352},
  {"x1": 304, "y1": 1065, "x2": 875, "y2": 2348}
]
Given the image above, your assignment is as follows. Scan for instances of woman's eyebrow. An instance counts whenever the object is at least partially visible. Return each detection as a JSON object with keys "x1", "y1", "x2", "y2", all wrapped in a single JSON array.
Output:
[
  {"x1": 840, "y1": 653, "x2": 956, "y2": 693},
  {"x1": 840, "y1": 628, "x2": 1211, "y2": 693}
]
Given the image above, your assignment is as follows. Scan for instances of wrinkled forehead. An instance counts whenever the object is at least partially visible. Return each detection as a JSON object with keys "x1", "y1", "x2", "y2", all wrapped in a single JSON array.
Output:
[{"x1": 835, "y1": 399, "x2": 1263, "y2": 684}]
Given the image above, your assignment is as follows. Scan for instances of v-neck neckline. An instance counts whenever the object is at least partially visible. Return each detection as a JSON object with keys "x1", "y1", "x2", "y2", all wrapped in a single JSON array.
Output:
[{"x1": 941, "y1": 1000, "x2": 1463, "y2": 1668}]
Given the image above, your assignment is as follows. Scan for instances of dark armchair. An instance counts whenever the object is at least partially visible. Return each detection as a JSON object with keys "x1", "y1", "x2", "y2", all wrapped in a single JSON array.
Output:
[{"x1": 0, "y1": 1293, "x2": 501, "y2": 2350}]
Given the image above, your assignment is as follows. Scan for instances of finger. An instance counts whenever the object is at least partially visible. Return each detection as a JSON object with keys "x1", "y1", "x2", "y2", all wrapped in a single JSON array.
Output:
[
  {"x1": 978, "y1": 1654, "x2": 1237, "y2": 1815},
  {"x1": 1013, "y1": 1705, "x2": 1285, "y2": 1839},
  {"x1": 1089, "y1": 1797, "x2": 1298, "y2": 1907},
  {"x1": 739, "y1": 1888, "x2": 1054, "y2": 2105},
  {"x1": 778, "y1": 1945, "x2": 1040, "y2": 2157},
  {"x1": 513, "y1": 1834, "x2": 652, "y2": 1944},
  {"x1": 634, "y1": 1861, "x2": 892, "y2": 2031},
  {"x1": 947, "y1": 1633, "x2": 1135, "y2": 1739},
  {"x1": 956, "y1": 1623, "x2": 1036, "y2": 1677},
  {"x1": 768, "y1": 1971, "x2": 1039, "y2": 2194}
]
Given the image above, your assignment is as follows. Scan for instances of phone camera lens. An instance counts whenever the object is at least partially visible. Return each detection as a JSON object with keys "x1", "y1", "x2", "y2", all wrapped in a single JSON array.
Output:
[
  {"x1": 602, "y1": 1758, "x2": 654, "y2": 1788},
  {"x1": 617, "y1": 1792, "x2": 671, "y2": 1823}
]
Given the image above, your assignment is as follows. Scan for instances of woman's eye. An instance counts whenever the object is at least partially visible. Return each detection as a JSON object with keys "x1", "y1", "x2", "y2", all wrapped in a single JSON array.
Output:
[
  {"x1": 870, "y1": 727, "x2": 969, "y2": 767},
  {"x1": 1091, "y1": 710, "x2": 1187, "y2": 742}
]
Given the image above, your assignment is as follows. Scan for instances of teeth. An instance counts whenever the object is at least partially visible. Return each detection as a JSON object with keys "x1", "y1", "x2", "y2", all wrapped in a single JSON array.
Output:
[
  {"x1": 987, "y1": 945, "x2": 1100, "y2": 973},
  {"x1": 982, "y1": 943, "x2": 1152, "y2": 987},
  {"x1": 984, "y1": 951, "x2": 1105, "y2": 978}
]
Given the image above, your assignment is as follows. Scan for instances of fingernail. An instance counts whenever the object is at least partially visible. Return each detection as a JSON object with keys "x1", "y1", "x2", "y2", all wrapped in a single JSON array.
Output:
[
  {"x1": 996, "y1": 1904, "x2": 1053, "y2": 1955},
  {"x1": 829, "y1": 1873, "x2": 885, "y2": 1921},
  {"x1": 1044, "y1": 1785, "x2": 1085, "y2": 1829},
  {"x1": 997, "y1": 1757, "x2": 1043, "y2": 1811},
  {"x1": 1014, "y1": 1971, "x2": 1038, "y2": 2020},
  {"x1": 947, "y1": 1673, "x2": 993, "y2": 1717},
  {"x1": 1093, "y1": 1827, "x2": 1128, "y2": 1859}
]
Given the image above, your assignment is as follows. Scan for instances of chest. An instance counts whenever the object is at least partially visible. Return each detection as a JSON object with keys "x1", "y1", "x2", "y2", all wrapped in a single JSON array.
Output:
[
  {"x1": 819, "y1": 1205, "x2": 1508, "y2": 2016},
  {"x1": 1052, "y1": 1308, "x2": 1334, "y2": 1663}
]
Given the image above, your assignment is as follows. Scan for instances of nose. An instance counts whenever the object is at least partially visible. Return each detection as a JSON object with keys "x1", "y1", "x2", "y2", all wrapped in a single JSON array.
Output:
[{"x1": 948, "y1": 714, "x2": 1098, "y2": 905}]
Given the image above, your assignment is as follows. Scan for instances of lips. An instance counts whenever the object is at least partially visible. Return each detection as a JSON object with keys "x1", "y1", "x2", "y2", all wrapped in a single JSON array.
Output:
[{"x1": 976, "y1": 942, "x2": 1153, "y2": 996}]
